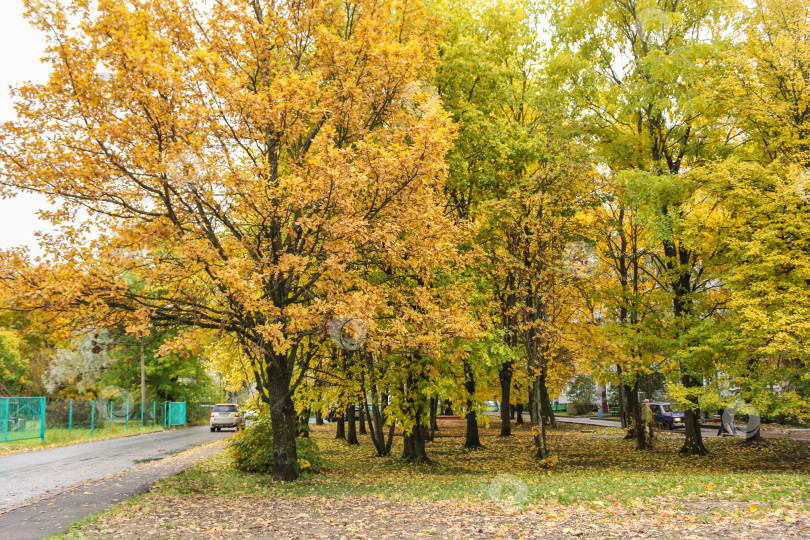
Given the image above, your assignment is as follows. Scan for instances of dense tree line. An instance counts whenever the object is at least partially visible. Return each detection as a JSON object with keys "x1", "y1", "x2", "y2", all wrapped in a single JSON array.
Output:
[{"x1": 1, "y1": 0, "x2": 808, "y2": 480}]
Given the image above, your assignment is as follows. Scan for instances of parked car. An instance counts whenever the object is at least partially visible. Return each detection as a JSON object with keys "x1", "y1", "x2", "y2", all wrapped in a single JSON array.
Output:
[
  {"x1": 209, "y1": 403, "x2": 245, "y2": 432},
  {"x1": 649, "y1": 402, "x2": 685, "y2": 430}
]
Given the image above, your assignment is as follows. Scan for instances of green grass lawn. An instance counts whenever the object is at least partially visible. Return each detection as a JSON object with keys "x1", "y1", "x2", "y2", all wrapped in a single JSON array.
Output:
[
  {"x1": 150, "y1": 421, "x2": 809, "y2": 510},
  {"x1": 0, "y1": 425, "x2": 165, "y2": 456},
  {"x1": 49, "y1": 420, "x2": 810, "y2": 539}
]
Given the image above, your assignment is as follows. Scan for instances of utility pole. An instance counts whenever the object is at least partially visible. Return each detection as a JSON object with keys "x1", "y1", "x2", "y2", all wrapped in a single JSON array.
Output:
[{"x1": 140, "y1": 336, "x2": 146, "y2": 404}]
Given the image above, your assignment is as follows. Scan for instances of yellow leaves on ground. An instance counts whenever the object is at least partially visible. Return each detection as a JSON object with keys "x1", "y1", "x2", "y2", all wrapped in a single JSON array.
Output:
[{"x1": 75, "y1": 421, "x2": 809, "y2": 538}]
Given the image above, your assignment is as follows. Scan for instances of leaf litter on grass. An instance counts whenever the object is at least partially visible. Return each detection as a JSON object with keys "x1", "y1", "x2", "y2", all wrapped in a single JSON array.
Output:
[{"x1": 53, "y1": 419, "x2": 810, "y2": 539}]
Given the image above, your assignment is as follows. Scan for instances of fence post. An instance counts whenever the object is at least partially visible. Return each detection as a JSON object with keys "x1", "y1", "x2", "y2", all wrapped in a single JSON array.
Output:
[
  {"x1": 153, "y1": 401, "x2": 156, "y2": 427},
  {"x1": 2, "y1": 398, "x2": 8, "y2": 443},
  {"x1": 90, "y1": 400, "x2": 95, "y2": 436},
  {"x1": 68, "y1": 400, "x2": 73, "y2": 437},
  {"x1": 126, "y1": 401, "x2": 129, "y2": 430},
  {"x1": 109, "y1": 401, "x2": 113, "y2": 430},
  {"x1": 40, "y1": 397, "x2": 46, "y2": 442},
  {"x1": 163, "y1": 401, "x2": 168, "y2": 428}
]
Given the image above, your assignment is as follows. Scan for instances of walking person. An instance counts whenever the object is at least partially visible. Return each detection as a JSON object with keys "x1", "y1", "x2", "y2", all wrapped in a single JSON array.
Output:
[
  {"x1": 641, "y1": 399, "x2": 655, "y2": 439},
  {"x1": 717, "y1": 408, "x2": 738, "y2": 436}
]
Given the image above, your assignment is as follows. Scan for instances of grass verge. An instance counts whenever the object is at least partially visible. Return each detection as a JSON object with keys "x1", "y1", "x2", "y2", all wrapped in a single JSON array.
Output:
[{"x1": 0, "y1": 425, "x2": 166, "y2": 456}]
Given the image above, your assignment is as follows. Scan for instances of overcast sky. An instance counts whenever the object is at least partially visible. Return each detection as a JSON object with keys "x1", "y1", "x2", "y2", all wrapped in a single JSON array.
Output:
[{"x1": 0, "y1": 1, "x2": 51, "y2": 255}]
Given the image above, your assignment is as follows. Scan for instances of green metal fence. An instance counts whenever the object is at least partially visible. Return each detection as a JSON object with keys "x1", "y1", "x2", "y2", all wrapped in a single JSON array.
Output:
[
  {"x1": 0, "y1": 398, "x2": 219, "y2": 444},
  {"x1": 1, "y1": 397, "x2": 45, "y2": 442},
  {"x1": 186, "y1": 402, "x2": 214, "y2": 425},
  {"x1": 167, "y1": 402, "x2": 187, "y2": 427},
  {"x1": 45, "y1": 400, "x2": 174, "y2": 434}
]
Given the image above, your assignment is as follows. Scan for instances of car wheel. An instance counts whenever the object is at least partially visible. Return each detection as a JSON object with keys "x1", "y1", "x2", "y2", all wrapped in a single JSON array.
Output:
[{"x1": 210, "y1": 427, "x2": 215, "y2": 432}]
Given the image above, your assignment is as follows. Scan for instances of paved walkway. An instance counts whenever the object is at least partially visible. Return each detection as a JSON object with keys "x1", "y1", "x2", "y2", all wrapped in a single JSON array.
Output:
[
  {"x1": 0, "y1": 426, "x2": 232, "y2": 539},
  {"x1": 0, "y1": 439, "x2": 228, "y2": 540},
  {"x1": 0, "y1": 425, "x2": 230, "y2": 513},
  {"x1": 551, "y1": 415, "x2": 810, "y2": 442},
  {"x1": 554, "y1": 415, "x2": 719, "y2": 438}
]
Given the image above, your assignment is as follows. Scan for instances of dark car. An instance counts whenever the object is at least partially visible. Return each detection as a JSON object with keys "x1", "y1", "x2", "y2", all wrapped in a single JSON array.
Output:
[{"x1": 649, "y1": 402, "x2": 685, "y2": 430}]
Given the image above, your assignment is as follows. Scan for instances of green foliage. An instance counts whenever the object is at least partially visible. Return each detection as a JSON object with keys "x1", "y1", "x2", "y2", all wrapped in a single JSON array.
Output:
[
  {"x1": 102, "y1": 327, "x2": 216, "y2": 402},
  {"x1": 229, "y1": 413, "x2": 323, "y2": 474},
  {"x1": 0, "y1": 328, "x2": 28, "y2": 394},
  {"x1": 568, "y1": 375, "x2": 596, "y2": 414}
]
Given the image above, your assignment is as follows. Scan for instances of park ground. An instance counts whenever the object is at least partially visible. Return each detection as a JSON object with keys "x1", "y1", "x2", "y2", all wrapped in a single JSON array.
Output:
[{"x1": 52, "y1": 419, "x2": 810, "y2": 539}]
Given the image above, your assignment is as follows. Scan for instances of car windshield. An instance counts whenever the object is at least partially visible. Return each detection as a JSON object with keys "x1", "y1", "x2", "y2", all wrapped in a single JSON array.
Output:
[{"x1": 214, "y1": 405, "x2": 237, "y2": 412}]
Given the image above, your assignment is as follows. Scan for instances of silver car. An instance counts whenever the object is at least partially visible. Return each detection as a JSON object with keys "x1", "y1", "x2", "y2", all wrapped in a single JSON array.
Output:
[{"x1": 209, "y1": 403, "x2": 244, "y2": 431}]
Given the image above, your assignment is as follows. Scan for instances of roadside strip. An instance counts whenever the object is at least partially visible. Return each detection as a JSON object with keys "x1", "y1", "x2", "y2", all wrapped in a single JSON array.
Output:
[{"x1": 0, "y1": 440, "x2": 228, "y2": 540}]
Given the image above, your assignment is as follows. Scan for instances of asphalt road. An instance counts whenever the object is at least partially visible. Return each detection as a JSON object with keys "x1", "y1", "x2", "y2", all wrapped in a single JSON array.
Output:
[
  {"x1": 554, "y1": 415, "x2": 720, "y2": 438},
  {"x1": 0, "y1": 426, "x2": 231, "y2": 513}
]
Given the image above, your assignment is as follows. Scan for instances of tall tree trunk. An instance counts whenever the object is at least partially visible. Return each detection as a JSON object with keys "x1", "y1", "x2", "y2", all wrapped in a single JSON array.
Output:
[
  {"x1": 315, "y1": 410, "x2": 324, "y2": 425},
  {"x1": 367, "y1": 399, "x2": 393, "y2": 456},
  {"x1": 335, "y1": 412, "x2": 345, "y2": 439},
  {"x1": 679, "y1": 375, "x2": 708, "y2": 455},
  {"x1": 363, "y1": 352, "x2": 392, "y2": 457},
  {"x1": 499, "y1": 361, "x2": 513, "y2": 437},
  {"x1": 538, "y1": 366, "x2": 556, "y2": 429},
  {"x1": 663, "y1": 217, "x2": 708, "y2": 456},
  {"x1": 531, "y1": 375, "x2": 548, "y2": 459},
  {"x1": 384, "y1": 416, "x2": 395, "y2": 456},
  {"x1": 617, "y1": 367, "x2": 627, "y2": 428},
  {"x1": 464, "y1": 405, "x2": 482, "y2": 449},
  {"x1": 358, "y1": 402, "x2": 367, "y2": 435},
  {"x1": 403, "y1": 429, "x2": 429, "y2": 462},
  {"x1": 402, "y1": 369, "x2": 430, "y2": 462},
  {"x1": 624, "y1": 379, "x2": 649, "y2": 450},
  {"x1": 515, "y1": 402, "x2": 524, "y2": 425},
  {"x1": 429, "y1": 396, "x2": 439, "y2": 441},
  {"x1": 265, "y1": 361, "x2": 298, "y2": 481},
  {"x1": 464, "y1": 359, "x2": 483, "y2": 449},
  {"x1": 402, "y1": 408, "x2": 429, "y2": 461},
  {"x1": 346, "y1": 407, "x2": 359, "y2": 445}
]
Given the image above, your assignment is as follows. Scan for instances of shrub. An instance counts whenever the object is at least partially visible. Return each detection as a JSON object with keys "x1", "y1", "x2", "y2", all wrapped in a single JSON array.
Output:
[{"x1": 228, "y1": 413, "x2": 323, "y2": 474}]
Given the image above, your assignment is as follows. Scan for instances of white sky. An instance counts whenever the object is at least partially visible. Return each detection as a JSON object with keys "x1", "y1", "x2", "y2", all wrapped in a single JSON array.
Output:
[{"x1": 0, "y1": 1, "x2": 52, "y2": 255}]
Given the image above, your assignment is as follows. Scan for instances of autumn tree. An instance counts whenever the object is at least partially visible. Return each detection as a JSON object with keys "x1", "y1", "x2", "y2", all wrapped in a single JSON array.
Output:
[
  {"x1": 103, "y1": 326, "x2": 216, "y2": 402},
  {"x1": 696, "y1": 0, "x2": 810, "y2": 431},
  {"x1": 433, "y1": 0, "x2": 531, "y2": 444},
  {"x1": 546, "y1": 0, "x2": 739, "y2": 455},
  {"x1": 437, "y1": 0, "x2": 545, "y2": 445},
  {"x1": 0, "y1": 0, "x2": 461, "y2": 480},
  {"x1": 587, "y1": 176, "x2": 670, "y2": 449},
  {"x1": 0, "y1": 328, "x2": 28, "y2": 395}
]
